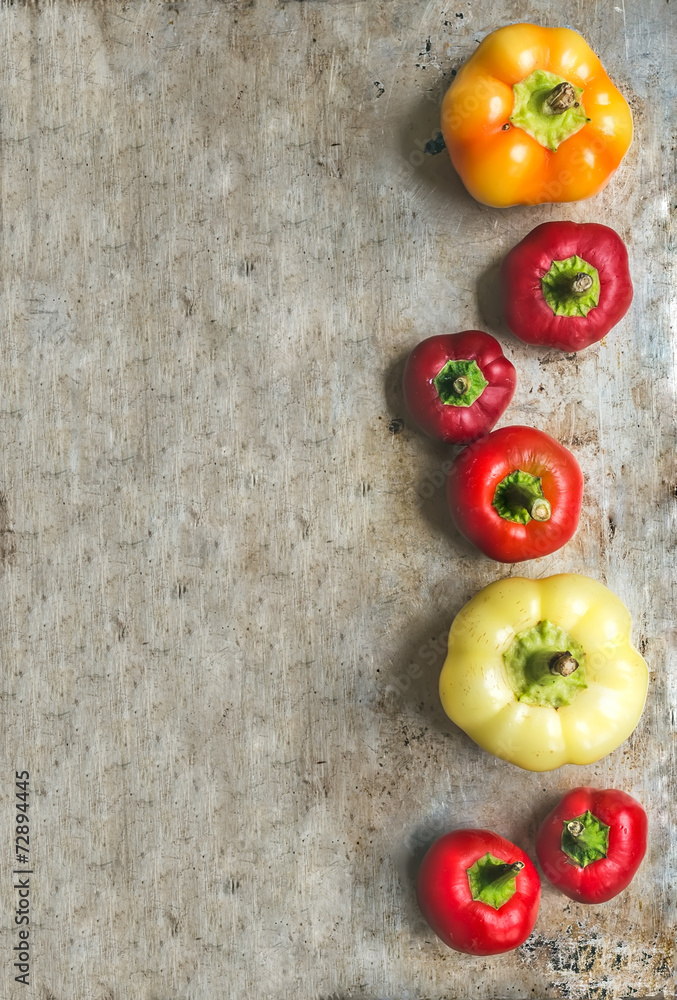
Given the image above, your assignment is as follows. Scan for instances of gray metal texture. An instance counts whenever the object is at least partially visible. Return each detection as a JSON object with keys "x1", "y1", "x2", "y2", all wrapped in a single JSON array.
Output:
[{"x1": 0, "y1": 1, "x2": 674, "y2": 998}]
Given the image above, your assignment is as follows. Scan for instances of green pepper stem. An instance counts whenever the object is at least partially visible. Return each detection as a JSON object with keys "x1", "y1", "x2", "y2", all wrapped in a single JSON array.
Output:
[
  {"x1": 467, "y1": 853, "x2": 525, "y2": 909},
  {"x1": 501, "y1": 860, "x2": 523, "y2": 875},
  {"x1": 433, "y1": 359, "x2": 488, "y2": 408},
  {"x1": 549, "y1": 652, "x2": 579, "y2": 677},
  {"x1": 531, "y1": 498, "x2": 552, "y2": 522},
  {"x1": 542, "y1": 81, "x2": 577, "y2": 115},
  {"x1": 504, "y1": 620, "x2": 587, "y2": 709},
  {"x1": 571, "y1": 272, "x2": 594, "y2": 295},
  {"x1": 493, "y1": 471, "x2": 552, "y2": 524},
  {"x1": 541, "y1": 255, "x2": 601, "y2": 318},
  {"x1": 561, "y1": 810, "x2": 610, "y2": 868},
  {"x1": 567, "y1": 820, "x2": 585, "y2": 837},
  {"x1": 510, "y1": 70, "x2": 587, "y2": 151},
  {"x1": 484, "y1": 861, "x2": 524, "y2": 890}
]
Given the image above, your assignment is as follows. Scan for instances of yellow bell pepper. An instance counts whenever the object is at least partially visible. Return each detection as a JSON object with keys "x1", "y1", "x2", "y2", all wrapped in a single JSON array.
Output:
[
  {"x1": 440, "y1": 24, "x2": 633, "y2": 207},
  {"x1": 439, "y1": 575, "x2": 648, "y2": 772}
]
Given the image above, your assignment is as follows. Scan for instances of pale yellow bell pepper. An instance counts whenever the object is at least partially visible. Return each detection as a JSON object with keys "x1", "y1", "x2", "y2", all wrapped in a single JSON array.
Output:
[{"x1": 439, "y1": 575, "x2": 648, "y2": 772}]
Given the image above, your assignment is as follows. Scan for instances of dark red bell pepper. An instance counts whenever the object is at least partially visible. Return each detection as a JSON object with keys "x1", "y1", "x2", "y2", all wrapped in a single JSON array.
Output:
[
  {"x1": 446, "y1": 425, "x2": 583, "y2": 562},
  {"x1": 402, "y1": 331, "x2": 516, "y2": 444},
  {"x1": 501, "y1": 222, "x2": 633, "y2": 352},
  {"x1": 417, "y1": 828, "x2": 541, "y2": 955},
  {"x1": 536, "y1": 787, "x2": 648, "y2": 904}
]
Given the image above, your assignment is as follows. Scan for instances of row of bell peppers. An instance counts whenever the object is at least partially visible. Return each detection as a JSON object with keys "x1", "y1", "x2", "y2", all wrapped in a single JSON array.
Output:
[
  {"x1": 402, "y1": 24, "x2": 650, "y2": 956},
  {"x1": 417, "y1": 788, "x2": 648, "y2": 955},
  {"x1": 403, "y1": 220, "x2": 632, "y2": 563}
]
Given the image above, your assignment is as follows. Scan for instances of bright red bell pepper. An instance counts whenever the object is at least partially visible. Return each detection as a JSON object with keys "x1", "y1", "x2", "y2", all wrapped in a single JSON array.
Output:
[
  {"x1": 446, "y1": 425, "x2": 583, "y2": 562},
  {"x1": 417, "y1": 828, "x2": 541, "y2": 955},
  {"x1": 502, "y1": 222, "x2": 633, "y2": 352},
  {"x1": 536, "y1": 787, "x2": 648, "y2": 904},
  {"x1": 402, "y1": 331, "x2": 516, "y2": 444}
]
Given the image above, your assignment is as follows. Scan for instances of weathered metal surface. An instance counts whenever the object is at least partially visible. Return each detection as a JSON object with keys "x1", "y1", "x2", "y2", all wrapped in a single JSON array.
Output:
[{"x1": 0, "y1": 1, "x2": 674, "y2": 998}]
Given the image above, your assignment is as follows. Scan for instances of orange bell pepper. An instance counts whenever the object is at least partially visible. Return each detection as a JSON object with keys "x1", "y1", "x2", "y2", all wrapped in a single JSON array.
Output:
[{"x1": 441, "y1": 24, "x2": 633, "y2": 207}]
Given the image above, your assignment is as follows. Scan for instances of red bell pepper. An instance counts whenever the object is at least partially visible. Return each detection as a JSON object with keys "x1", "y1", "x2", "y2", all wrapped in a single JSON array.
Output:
[
  {"x1": 536, "y1": 787, "x2": 648, "y2": 904},
  {"x1": 402, "y1": 332, "x2": 516, "y2": 444},
  {"x1": 502, "y1": 222, "x2": 633, "y2": 352},
  {"x1": 417, "y1": 828, "x2": 541, "y2": 955},
  {"x1": 446, "y1": 425, "x2": 583, "y2": 562}
]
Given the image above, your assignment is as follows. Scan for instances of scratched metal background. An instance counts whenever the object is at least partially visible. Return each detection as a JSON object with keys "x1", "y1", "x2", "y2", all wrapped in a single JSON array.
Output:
[{"x1": 0, "y1": 1, "x2": 674, "y2": 998}]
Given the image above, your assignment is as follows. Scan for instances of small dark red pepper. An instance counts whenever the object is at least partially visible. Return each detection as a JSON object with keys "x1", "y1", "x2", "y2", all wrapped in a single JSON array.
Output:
[
  {"x1": 502, "y1": 222, "x2": 633, "y2": 352},
  {"x1": 536, "y1": 787, "x2": 648, "y2": 904},
  {"x1": 416, "y1": 828, "x2": 541, "y2": 955},
  {"x1": 446, "y1": 425, "x2": 583, "y2": 562},
  {"x1": 402, "y1": 331, "x2": 516, "y2": 444}
]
